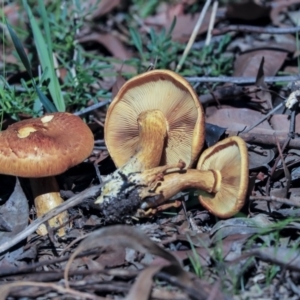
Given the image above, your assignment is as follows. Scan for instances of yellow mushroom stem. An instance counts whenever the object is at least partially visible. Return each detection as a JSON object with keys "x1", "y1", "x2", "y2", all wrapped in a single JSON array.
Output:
[
  {"x1": 120, "y1": 109, "x2": 168, "y2": 174},
  {"x1": 30, "y1": 177, "x2": 69, "y2": 237},
  {"x1": 139, "y1": 169, "x2": 222, "y2": 209},
  {"x1": 96, "y1": 109, "x2": 168, "y2": 205}
]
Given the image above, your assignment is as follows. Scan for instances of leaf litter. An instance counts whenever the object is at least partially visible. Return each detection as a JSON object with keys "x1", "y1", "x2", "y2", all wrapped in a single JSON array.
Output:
[{"x1": 2, "y1": 0, "x2": 300, "y2": 299}]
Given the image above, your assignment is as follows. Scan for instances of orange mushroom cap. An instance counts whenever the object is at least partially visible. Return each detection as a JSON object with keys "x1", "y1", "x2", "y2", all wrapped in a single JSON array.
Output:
[
  {"x1": 196, "y1": 136, "x2": 249, "y2": 218},
  {"x1": 105, "y1": 69, "x2": 205, "y2": 168},
  {"x1": 0, "y1": 112, "x2": 94, "y2": 177}
]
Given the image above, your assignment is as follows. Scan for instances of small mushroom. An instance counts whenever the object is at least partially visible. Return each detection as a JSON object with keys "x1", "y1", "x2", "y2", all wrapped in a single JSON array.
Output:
[
  {"x1": 138, "y1": 136, "x2": 249, "y2": 218},
  {"x1": 96, "y1": 70, "x2": 205, "y2": 220},
  {"x1": 0, "y1": 113, "x2": 94, "y2": 236}
]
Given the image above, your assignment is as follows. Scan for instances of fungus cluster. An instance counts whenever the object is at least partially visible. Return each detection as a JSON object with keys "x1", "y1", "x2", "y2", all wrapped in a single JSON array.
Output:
[
  {"x1": 97, "y1": 69, "x2": 249, "y2": 221},
  {"x1": 0, "y1": 112, "x2": 94, "y2": 236},
  {"x1": 96, "y1": 70, "x2": 205, "y2": 220}
]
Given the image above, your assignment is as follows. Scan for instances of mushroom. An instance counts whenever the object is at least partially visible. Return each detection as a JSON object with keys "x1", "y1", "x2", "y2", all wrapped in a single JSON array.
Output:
[
  {"x1": 135, "y1": 136, "x2": 249, "y2": 218},
  {"x1": 105, "y1": 69, "x2": 205, "y2": 170},
  {"x1": 96, "y1": 70, "x2": 205, "y2": 220},
  {"x1": 0, "y1": 112, "x2": 94, "y2": 236}
]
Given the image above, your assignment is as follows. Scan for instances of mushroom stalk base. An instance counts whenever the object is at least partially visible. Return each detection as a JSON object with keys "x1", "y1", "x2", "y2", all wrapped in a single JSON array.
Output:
[
  {"x1": 30, "y1": 177, "x2": 69, "y2": 237},
  {"x1": 96, "y1": 109, "x2": 169, "y2": 218},
  {"x1": 95, "y1": 162, "x2": 185, "y2": 222}
]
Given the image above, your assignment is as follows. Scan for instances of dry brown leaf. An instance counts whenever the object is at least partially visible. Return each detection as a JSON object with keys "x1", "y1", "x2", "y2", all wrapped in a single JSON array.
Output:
[
  {"x1": 111, "y1": 74, "x2": 126, "y2": 99},
  {"x1": 206, "y1": 107, "x2": 272, "y2": 132},
  {"x1": 210, "y1": 214, "x2": 274, "y2": 242},
  {"x1": 270, "y1": 114, "x2": 300, "y2": 133},
  {"x1": 95, "y1": 246, "x2": 125, "y2": 268},
  {"x1": 254, "y1": 57, "x2": 273, "y2": 110},
  {"x1": 78, "y1": 32, "x2": 135, "y2": 74},
  {"x1": 248, "y1": 246, "x2": 300, "y2": 272},
  {"x1": 78, "y1": 32, "x2": 131, "y2": 61},
  {"x1": 144, "y1": 3, "x2": 185, "y2": 27},
  {"x1": 233, "y1": 50, "x2": 287, "y2": 111},
  {"x1": 64, "y1": 225, "x2": 192, "y2": 291},
  {"x1": 144, "y1": 7, "x2": 221, "y2": 42},
  {"x1": 248, "y1": 146, "x2": 275, "y2": 170},
  {"x1": 0, "y1": 179, "x2": 28, "y2": 267},
  {"x1": 270, "y1": 0, "x2": 300, "y2": 27},
  {"x1": 63, "y1": 225, "x2": 224, "y2": 300},
  {"x1": 172, "y1": 248, "x2": 210, "y2": 266},
  {"x1": 89, "y1": 0, "x2": 120, "y2": 19},
  {"x1": 79, "y1": 0, "x2": 120, "y2": 20},
  {"x1": 4, "y1": 3, "x2": 22, "y2": 28},
  {"x1": 233, "y1": 49, "x2": 287, "y2": 78},
  {"x1": 284, "y1": 66, "x2": 300, "y2": 74},
  {"x1": 125, "y1": 265, "x2": 164, "y2": 300}
]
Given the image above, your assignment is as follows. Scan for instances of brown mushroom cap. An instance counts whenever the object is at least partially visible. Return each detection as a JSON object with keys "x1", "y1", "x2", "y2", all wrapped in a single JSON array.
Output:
[
  {"x1": 105, "y1": 69, "x2": 205, "y2": 168},
  {"x1": 0, "y1": 112, "x2": 94, "y2": 177},
  {"x1": 196, "y1": 136, "x2": 249, "y2": 218}
]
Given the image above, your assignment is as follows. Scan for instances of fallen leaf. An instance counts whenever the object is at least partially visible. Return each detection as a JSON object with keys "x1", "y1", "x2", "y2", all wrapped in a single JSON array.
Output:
[
  {"x1": 111, "y1": 74, "x2": 126, "y2": 99},
  {"x1": 206, "y1": 107, "x2": 272, "y2": 132},
  {"x1": 255, "y1": 57, "x2": 273, "y2": 110},
  {"x1": 125, "y1": 265, "x2": 164, "y2": 300},
  {"x1": 64, "y1": 225, "x2": 221, "y2": 300},
  {"x1": 248, "y1": 246, "x2": 300, "y2": 272},
  {"x1": 78, "y1": 32, "x2": 131, "y2": 61},
  {"x1": 233, "y1": 49, "x2": 287, "y2": 78},
  {"x1": 78, "y1": 32, "x2": 135, "y2": 74},
  {"x1": 248, "y1": 145, "x2": 275, "y2": 170},
  {"x1": 270, "y1": 114, "x2": 300, "y2": 133},
  {"x1": 0, "y1": 178, "x2": 29, "y2": 265},
  {"x1": 89, "y1": 0, "x2": 120, "y2": 19},
  {"x1": 210, "y1": 214, "x2": 274, "y2": 242},
  {"x1": 270, "y1": 0, "x2": 300, "y2": 27},
  {"x1": 205, "y1": 123, "x2": 226, "y2": 147},
  {"x1": 95, "y1": 245, "x2": 125, "y2": 267},
  {"x1": 145, "y1": 8, "x2": 221, "y2": 42}
]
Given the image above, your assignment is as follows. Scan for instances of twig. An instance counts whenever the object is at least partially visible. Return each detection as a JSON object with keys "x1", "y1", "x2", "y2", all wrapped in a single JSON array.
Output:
[
  {"x1": 199, "y1": 84, "x2": 245, "y2": 105},
  {"x1": 212, "y1": 25, "x2": 300, "y2": 36},
  {"x1": 176, "y1": 0, "x2": 212, "y2": 72},
  {"x1": 74, "y1": 100, "x2": 110, "y2": 116},
  {"x1": 242, "y1": 102, "x2": 285, "y2": 133},
  {"x1": 0, "y1": 281, "x2": 100, "y2": 300},
  {"x1": 185, "y1": 75, "x2": 300, "y2": 84},
  {"x1": 265, "y1": 138, "x2": 290, "y2": 198},
  {"x1": 275, "y1": 135, "x2": 291, "y2": 198},
  {"x1": 250, "y1": 195, "x2": 300, "y2": 208},
  {"x1": 205, "y1": 0, "x2": 218, "y2": 46},
  {"x1": 0, "y1": 185, "x2": 101, "y2": 255},
  {"x1": 0, "y1": 249, "x2": 136, "y2": 278}
]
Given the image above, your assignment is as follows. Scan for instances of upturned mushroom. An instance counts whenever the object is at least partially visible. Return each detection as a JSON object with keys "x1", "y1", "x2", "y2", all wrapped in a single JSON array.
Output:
[
  {"x1": 105, "y1": 69, "x2": 205, "y2": 169},
  {"x1": 130, "y1": 136, "x2": 249, "y2": 218},
  {"x1": 0, "y1": 112, "x2": 94, "y2": 236},
  {"x1": 96, "y1": 69, "x2": 205, "y2": 220}
]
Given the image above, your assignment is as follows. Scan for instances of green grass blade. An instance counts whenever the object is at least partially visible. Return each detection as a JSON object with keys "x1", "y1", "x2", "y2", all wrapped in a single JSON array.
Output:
[
  {"x1": 129, "y1": 28, "x2": 144, "y2": 60},
  {"x1": 36, "y1": 86, "x2": 57, "y2": 112},
  {"x1": 23, "y1": 0, "x2": 65, "y2": 111},
  {"x1": 38, "y1": 0, "x2": 55, "y2": 81},
  {"x1": 5, "y1": 19, "x2": 33, "y2": 78},
  {"x1": 5, "y1": 18, "x2": 57, "y2": 113}
]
